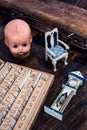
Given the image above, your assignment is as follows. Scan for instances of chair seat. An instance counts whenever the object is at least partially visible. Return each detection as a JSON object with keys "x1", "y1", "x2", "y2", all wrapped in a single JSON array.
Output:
[{"x1": 50, "y1": 45, "x2": 66, "y2": 59}]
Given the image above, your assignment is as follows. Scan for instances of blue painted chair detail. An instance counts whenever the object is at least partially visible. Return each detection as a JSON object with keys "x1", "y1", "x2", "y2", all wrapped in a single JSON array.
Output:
[
  {"x1": 50, "y1": 45, "x2": 66, "y2": 59},
  {"x1": 45, "y1": 28, "x2": 70, "y2": 71}
]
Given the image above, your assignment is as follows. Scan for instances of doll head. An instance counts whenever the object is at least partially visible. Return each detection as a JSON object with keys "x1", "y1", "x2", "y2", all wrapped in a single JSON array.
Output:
[{"x1": 4, "y1": 19, "x2": 32, "y2": 59}]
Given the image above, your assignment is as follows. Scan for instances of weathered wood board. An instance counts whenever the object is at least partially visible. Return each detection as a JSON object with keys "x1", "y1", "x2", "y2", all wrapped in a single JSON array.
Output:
[{"x1": 0, "y1": 0, "x2": 87, "y2": 39}]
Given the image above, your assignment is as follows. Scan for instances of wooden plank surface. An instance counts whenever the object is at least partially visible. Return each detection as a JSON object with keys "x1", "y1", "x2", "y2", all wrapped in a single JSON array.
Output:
[
  {"x1": 0, "y1": 25, "x2": 87, "y2": 130},
  {"x1": 0, "y1": 0, "x2": 87, "y2": 39},
  {"x1": 0, "y1": 1, "x2": 87, "y2": 130}
]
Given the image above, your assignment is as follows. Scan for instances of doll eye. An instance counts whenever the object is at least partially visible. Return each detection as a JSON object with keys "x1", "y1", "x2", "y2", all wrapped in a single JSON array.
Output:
[
  {"x1": 22, "y1": 43, "x2": 27, "y2": 47},
  {"x1": 13, "y1": 45, "x2": 18, "y2": 48}
]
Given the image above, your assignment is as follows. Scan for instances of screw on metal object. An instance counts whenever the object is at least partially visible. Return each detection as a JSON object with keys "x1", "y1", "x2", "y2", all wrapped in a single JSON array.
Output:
[
  {"x1": 84, "y1": 44, "x2": 87, "y2": 48},
  {"x1": 11, "y1": 10, "x2": 23, "y2": 18},
  {"x1": 74, "y1": 39, "x2": 78, "y2": 43}
]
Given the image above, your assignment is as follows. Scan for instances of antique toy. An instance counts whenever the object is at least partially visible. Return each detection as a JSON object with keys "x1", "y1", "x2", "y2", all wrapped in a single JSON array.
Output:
[
  {"x1": 44, "y1": 71, "x2": 84, "y2": 121},
  {"x1": 4, "y1": 19, "x2": 32, "y2": 59},
  {"x1": 45, "y1": 28, "x2": 69, "y2": 72},
  {"x1": 0, "y1": 59, "x2": 54, "y2": 130}
]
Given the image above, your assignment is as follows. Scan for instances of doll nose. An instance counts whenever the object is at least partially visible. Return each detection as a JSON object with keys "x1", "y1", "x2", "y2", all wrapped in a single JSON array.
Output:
[{"x1": 18, "y1": 46, "x2": 23, "y2": 51}]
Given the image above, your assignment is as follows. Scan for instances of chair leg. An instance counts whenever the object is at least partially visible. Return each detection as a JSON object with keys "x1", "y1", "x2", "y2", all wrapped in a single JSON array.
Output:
[
  {"x1": 52, "y1": 61, "x2": 57, "y2": 72},
  {"x1": 64, "y1": 55, "x2": 68, "y2": 65}
]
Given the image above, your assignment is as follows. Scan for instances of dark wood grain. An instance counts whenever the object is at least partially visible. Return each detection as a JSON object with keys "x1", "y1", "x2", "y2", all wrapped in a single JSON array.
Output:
[
  {"x1": 0, "y1": 20, "x2": 87, "y2": 130},
  {"x1": 0, "y1": 1, "x2": 87, "y2": 130},
  {"x1": 0, "y1": 0, "x2": 87, "y2": 53},
  {"x1": 0, "y1": 0, "x2": 87, "y2": 39}
]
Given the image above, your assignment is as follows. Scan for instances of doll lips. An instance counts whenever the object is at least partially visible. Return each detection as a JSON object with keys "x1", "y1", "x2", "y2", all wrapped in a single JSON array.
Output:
[
  {"x1": 13, "y1": 51, "x2": 30, "y2": 59},
  {"x1": 18, "y1": 52, "x2": 24, "y2": 55},
  {"x1": 18, "y1": 51, "x2": 29, "y2": 57}
]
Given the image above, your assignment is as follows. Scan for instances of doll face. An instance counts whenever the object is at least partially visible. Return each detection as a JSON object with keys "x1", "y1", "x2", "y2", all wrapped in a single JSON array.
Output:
[
  {"x1": 6, "y1": 33, "x2": 32, "y2": 59},
  {"x1": 4, "y1": 19, "x2": 32, "y2": 59}
]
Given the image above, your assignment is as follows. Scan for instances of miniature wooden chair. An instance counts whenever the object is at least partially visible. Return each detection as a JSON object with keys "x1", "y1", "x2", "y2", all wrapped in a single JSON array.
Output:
[{"x1": 45, "y1": 28, "x2": 69, "y2": 71}]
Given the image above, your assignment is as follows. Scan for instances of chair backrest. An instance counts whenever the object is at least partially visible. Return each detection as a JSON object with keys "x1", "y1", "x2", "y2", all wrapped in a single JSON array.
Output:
[{"x1": 45, "y1": 28, "x2": 59, "y2": 48}]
